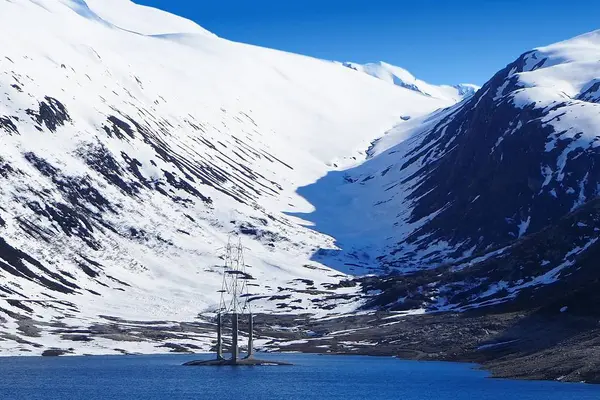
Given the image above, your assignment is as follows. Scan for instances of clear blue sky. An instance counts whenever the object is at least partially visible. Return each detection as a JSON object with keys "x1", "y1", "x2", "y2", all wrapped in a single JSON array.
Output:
[{"x1": 137, "y1": 0, "x2": 599, "y2": 86}]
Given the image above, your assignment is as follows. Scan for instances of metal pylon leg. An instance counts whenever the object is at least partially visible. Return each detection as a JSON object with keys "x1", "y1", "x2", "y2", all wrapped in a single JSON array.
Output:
[
  {"x1": 245, "y1": 314, "x2": 254, "y2": 359},
  {"x1": 216, "y1": 312, "x2": 223, "y2": 360},
  {"x1": 231, "y1": 312, "x2": 239, "y2": 364}
]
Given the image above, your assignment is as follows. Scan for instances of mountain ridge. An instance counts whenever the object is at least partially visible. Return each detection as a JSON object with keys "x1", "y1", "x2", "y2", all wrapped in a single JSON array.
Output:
[{"x1": 340, "y1": 61, "x2": 480, "y2": 102}]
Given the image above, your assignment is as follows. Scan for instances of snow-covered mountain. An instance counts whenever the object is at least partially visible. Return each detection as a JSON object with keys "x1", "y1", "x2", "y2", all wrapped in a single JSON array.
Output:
[
  {"x1": 300, "y1": 30, "x2": 600, "y2": 310},
  {"x1": 341, "y1": 61, "x2": 479, "y2": 102},
  {"x1": 2, "y1": 0, "x2": 598, "y2": 356},
  {"x1": 0, "y1": 0, "x2": 460, "y2": 355}
]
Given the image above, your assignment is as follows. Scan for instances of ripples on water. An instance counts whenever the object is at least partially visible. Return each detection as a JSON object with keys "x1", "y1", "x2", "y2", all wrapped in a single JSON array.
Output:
[{"x1": 0, "y1": 353, "x2": 598, "y2": 400}]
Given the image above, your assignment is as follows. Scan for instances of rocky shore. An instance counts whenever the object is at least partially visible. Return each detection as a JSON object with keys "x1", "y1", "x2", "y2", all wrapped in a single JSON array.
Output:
[
  {"x1": 252, "y1": 310, "x2": 600, "y2": 384},
  {"x1": 4, "y1": 306, "x2": 599, "y2": 384}
]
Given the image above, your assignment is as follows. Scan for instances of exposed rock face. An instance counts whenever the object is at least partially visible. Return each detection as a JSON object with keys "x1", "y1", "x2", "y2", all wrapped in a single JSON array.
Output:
[
  {"x1": 393, "y1": 50, "x2": 600, "y2": 268},
  {"x1": 358, "y1": 198, "x2": 600, "y2": 312}
]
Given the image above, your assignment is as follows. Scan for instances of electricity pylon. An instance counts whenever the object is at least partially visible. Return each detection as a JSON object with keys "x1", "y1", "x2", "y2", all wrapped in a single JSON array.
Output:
[{"x1": 215, "y1": 236, "x2": 253, "y2": 363}]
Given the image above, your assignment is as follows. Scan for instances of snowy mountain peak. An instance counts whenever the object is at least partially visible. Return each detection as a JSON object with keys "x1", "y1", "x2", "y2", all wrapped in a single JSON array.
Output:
[
  {"x1": 498, "y1": 28, "x2": 600, "y2": 107},
  {"x1": 341, "y1": 61, "x2": 480, "y2": 102},
  {"x1": 453, "y1": 83, "x2": 479, "y2": 97}
]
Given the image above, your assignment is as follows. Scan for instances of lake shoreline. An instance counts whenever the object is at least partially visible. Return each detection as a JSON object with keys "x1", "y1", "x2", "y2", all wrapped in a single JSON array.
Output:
[
  {"x1": 252, "y1": 311, "x2": 600, "y2": 385},
  {"x1": 2, "y1": 309, "x2": 598, "y2": 385}
]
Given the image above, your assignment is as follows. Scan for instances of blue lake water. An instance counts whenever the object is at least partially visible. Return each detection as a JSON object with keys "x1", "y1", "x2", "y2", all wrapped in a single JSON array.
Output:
[{"x1": 0, "y1": 353, "x2": 599, "y2": 399}]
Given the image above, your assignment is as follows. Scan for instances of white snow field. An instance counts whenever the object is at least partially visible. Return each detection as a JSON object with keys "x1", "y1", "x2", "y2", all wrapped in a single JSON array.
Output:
[{"x1": 0, "y1": 0, "x2": 458, "y2": 354}]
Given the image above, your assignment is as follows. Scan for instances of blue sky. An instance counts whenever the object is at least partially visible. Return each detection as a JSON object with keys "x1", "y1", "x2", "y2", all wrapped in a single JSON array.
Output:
[{"x1": 137, "y1": 0, "x2": 600, "y2": 86}]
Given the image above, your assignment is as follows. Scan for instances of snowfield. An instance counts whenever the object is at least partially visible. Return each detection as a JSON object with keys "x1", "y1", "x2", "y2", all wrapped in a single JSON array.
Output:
[{"x1": 340, "y1": 61, "x2": 479, "y2": 103}]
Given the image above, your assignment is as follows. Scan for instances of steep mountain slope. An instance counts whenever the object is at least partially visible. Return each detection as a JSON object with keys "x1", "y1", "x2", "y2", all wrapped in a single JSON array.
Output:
[
  {"x1": 297, "y1": 30, "x2": 600, "y2": 304},
  {"x1": 0, "y1": 0, "x2": 456, "y2": 355},
  {"x1": 341, "y1": 61, "x2": 479, "y2": 102},
  {"x1": 274, "y1": 32, "x2": 600, "y2": 383}
]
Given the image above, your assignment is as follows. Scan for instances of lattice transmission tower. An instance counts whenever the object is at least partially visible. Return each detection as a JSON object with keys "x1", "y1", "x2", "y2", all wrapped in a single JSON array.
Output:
[{"x1": 215, "y1": 236, "x2": 254, "y2": 362}]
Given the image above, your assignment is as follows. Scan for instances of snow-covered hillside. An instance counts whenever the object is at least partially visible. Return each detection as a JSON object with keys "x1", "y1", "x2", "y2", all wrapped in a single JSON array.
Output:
[
  {"x1": 2, "y1": 0, "x2": 598, "y2": 356},
  {"x1": 341, "y1": 61, "x2": 479, "y2": 102},
  {"x1": 0, "y1": 0, "x2": 458, "y2": 355},
  {"x1": 298, "y1": 30, "x2": 600, "y2": 309}
]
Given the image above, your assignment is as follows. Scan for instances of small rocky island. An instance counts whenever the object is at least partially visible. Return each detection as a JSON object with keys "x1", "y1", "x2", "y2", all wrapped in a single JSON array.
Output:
[{"x1": 184, "y1": 358, "x2": 291, "y2": 367}]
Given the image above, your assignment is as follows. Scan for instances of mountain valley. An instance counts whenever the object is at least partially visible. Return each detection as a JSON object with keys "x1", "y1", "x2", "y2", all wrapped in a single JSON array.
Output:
[{"x1": 0, "y1": 0, "x2": 599, "y2": 383}]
